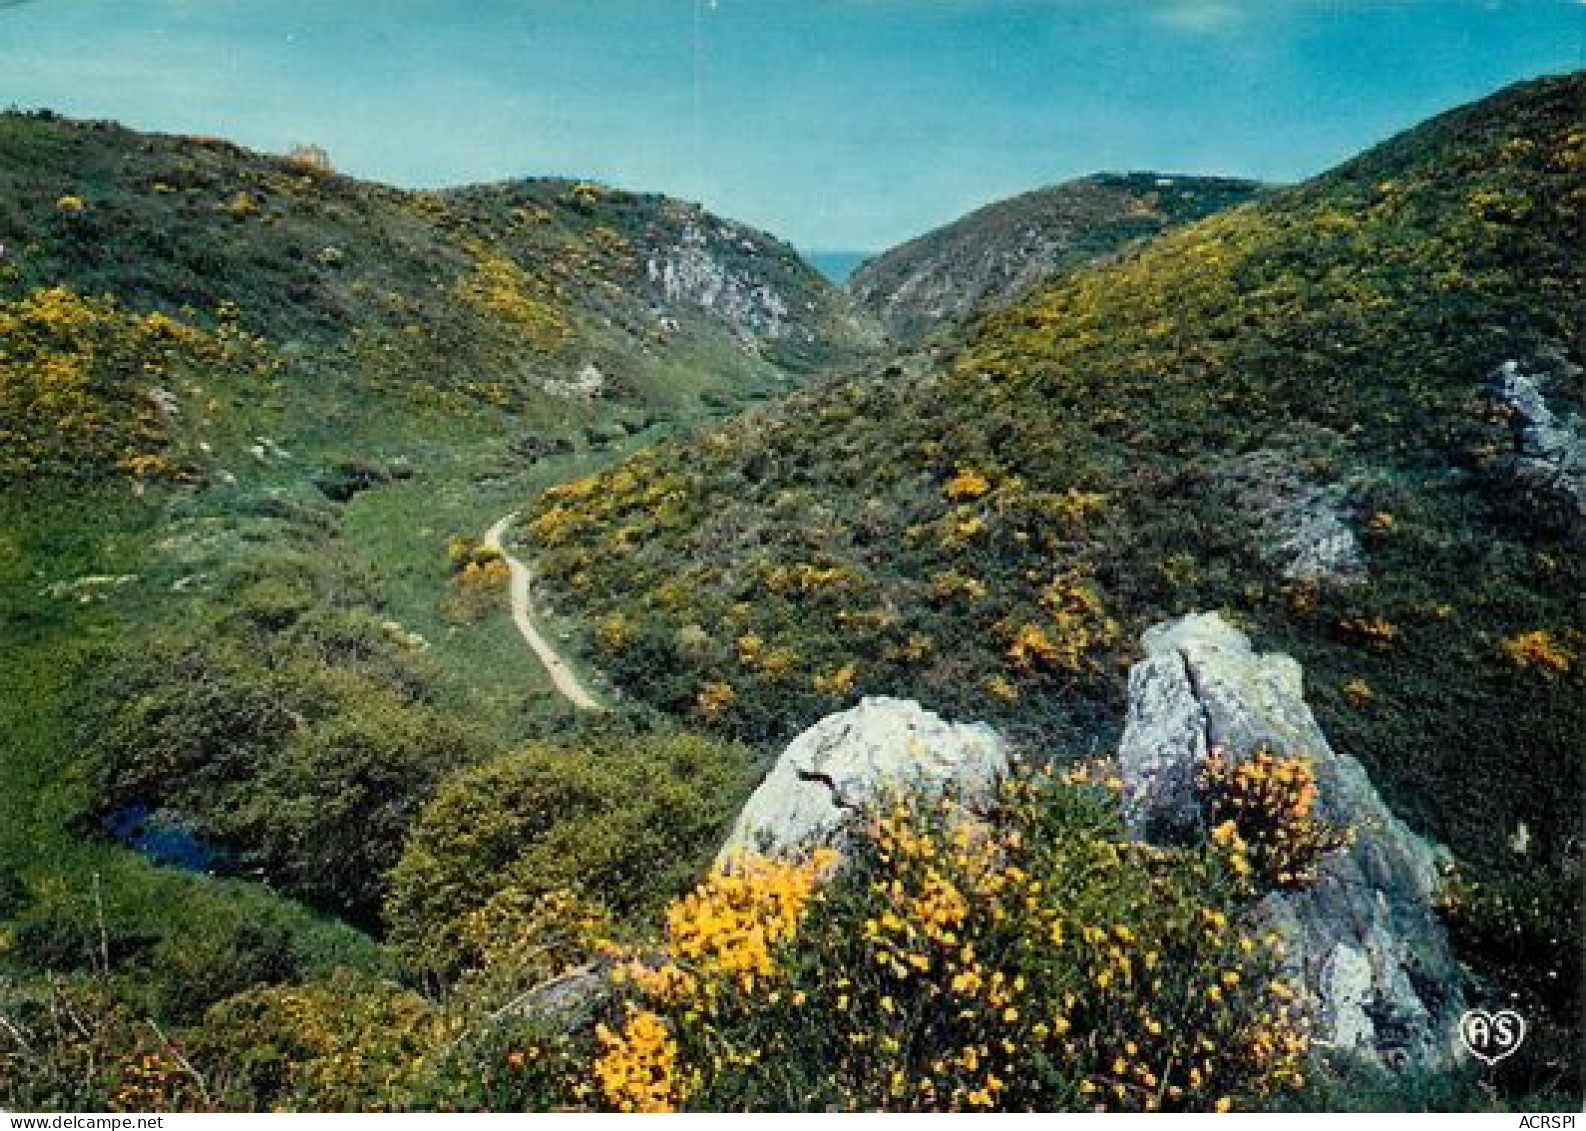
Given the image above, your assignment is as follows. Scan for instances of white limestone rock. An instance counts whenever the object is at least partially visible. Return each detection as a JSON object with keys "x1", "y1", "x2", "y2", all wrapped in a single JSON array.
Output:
[{"x1": 717, "y1": 696, "x2": 1010, "y2": 863}]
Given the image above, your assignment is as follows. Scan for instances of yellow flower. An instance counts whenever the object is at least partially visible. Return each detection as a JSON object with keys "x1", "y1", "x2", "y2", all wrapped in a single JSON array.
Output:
[{"x1": 592, "y1": 1007, "x2": 693, "y2": 1113}]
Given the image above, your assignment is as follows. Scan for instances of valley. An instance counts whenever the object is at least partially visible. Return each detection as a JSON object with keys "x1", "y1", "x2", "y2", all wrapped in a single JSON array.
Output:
[{"x1": 0, "y1": 71, "x2": 1581, "y2": 1112}]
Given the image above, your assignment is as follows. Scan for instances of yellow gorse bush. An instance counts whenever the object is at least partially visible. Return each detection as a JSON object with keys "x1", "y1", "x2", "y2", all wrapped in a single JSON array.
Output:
[
  {"x1": 1500, "y1": 628, "x2": 1576, "y2": 678},
  {"x1": 632, "y1": 850, "x2": 837, "y2": 1001},
  {"x1": 592, "y1": 1006, "x2": 695, "y2": 1113},
  {"x1": 0, "y1": 286, "x2": 273, "y2": 482},
  {"x1": 943, "y1": 466, "x2": 993, "y2": 501},
  {"x1": 590, "y1": 779, "x2": 1311, "y2": 1112},
  {"x1": 452, "y1": 244, "x2": 573, "y2": 348},
  {"x1": 1199, "y1": 747, "x2": 1352, "y2": 890}
]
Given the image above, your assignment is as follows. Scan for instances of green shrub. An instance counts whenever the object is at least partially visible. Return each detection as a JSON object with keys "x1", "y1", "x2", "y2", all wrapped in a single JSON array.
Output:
[
  {"x1": 0, "y1": 976, "x2": 210, "y2": 1112},
  {"x1": 192, "y1": 971, "x2": 453, "y2": 1111},
  {"x1": 412, "y1": 1021, "x2": 585, "y2": 1112},
  {"x1": 82, "y1": 597, "x2": 477, "y2": 925},
  {"x1": 386, "y1": 730, "x2": 758, "y2": 980}
]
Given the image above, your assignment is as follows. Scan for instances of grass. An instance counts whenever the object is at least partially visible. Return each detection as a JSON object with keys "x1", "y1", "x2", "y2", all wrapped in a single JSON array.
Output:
[
  {"x1": 0, "y1": 488, "x2": 386, "y2": 1019},
  {"x1": 1, "y1": 78, "x2": 1580, "y2": 1112},
  {"x1": 337, "y1": 418, "x2": 684, "y2": 737}
]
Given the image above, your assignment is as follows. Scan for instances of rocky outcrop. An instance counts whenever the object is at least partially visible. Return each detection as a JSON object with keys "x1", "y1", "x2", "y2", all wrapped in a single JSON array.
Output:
[
  {"x1": 1117, "y1": 612, "x2": 1462, "y2": 1068},
  {"x1": 644, "y1": 218, "x2": 792, "y2": 343},
  {"x1": 1487, "y1": 357, "x2": 1584, "y2": 512},
  {"x1": 717, "y1": 696, "x2": 1010, "y2": 863},
  {"x1": 544, "y1": 362, "x2": 606, "y2": 400}
]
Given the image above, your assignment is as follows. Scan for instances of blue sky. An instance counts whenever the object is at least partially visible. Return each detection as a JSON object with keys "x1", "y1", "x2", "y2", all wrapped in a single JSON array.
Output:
[{"x1": 0, "y1": 1, "x2": 1579, "y2": 251}]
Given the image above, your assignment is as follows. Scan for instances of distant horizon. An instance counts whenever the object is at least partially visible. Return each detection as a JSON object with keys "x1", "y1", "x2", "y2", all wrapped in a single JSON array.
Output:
[{"x1": 0, "y1": 1, "x2": 1579, "y2": 251}]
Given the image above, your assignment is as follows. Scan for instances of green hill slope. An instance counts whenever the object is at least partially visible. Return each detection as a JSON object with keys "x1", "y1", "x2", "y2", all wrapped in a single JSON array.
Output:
[
  {"x1": 523, "y1": 73, "x2": 1584, "y2": 1057},
  {"x1": 848, "y1": 172, "x2": 1265, "y2": 341},
  {"x1": 0, "y1": 111, "x2": 878, "y2": 485}
]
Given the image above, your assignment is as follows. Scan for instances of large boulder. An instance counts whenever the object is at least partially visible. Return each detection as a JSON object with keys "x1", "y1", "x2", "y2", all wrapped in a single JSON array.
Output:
[
  {"x1": 1487, "y1": 357, "x2": 1585, "y2": 514},
  {"x1": 1117, "y1": 612, "x2": 1463, "y2": 1069},
  {"x1": 717, "y1": 696, "x2": 1010, "y2": 863}
]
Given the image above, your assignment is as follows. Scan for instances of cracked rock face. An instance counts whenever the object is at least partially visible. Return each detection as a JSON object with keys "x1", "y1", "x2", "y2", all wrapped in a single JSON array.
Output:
[
  {"x1": 1487, "y1": 358, "x2": 1585, "y2": 513},
  {"x1": 1117, "y1": 612, "x2": 1463, "y2": 1068},
  {"x1": 644, "y1": 220, "x2": 792, "y2": 342},
  {"x1": 716, "y1": 696, "x2": 1010, "y2": 863}
]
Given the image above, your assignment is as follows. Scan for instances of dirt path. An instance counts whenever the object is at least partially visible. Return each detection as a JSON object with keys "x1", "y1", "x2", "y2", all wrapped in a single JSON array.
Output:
[{"x1": 483, "y1": 513, "x2": 605, "y2": 712}]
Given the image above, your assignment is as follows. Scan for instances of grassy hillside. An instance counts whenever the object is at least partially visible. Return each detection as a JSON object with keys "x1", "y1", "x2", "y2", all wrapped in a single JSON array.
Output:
[
  {"x1": 524, "y1": 73, "x2": 1584, "y2": 1085},
  {"x1": 2, "y1": 76, "x2": 1581, "y2": 1110},
  {"x1": 848, "y1": 173, "x2": 1264, "y2": 341}
]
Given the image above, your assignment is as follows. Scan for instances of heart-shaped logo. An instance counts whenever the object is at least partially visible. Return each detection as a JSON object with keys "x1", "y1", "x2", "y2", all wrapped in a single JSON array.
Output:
[{"x1": 1459, "y1": 1008, "x2": 1526, "y2": 1065}]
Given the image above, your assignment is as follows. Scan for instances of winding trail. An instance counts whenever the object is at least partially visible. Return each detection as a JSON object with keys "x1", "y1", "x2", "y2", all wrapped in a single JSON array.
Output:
[{"x1": 483, "y1": 513, "x2": 605, "y2": 712}]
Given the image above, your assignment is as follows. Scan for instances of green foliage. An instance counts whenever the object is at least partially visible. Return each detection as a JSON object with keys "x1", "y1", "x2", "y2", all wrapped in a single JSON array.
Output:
[
  {"x1": 191, "y1": 971, "x2": 454, "y2": 1112},
  {"x1": 0, "y1": 976, "x2": 211, "y2": 1112},
  {"x1": 386, "y1": 729, "x2": 758, "y2": 979},
  {"x1": 7, "y1": 880, "x2": 346, "y2": 1024},
  {"x1": 0, "y1": 491, "x2": 387, "y2": 1036},
  {"x1": 411, "y1": 1021, "x2": 586, "y2": 1113},
  {"x1": 2, "y1": 81, "x2": 1581, "y2": 1114},
  {"x1": 1438, "y1": 851, "x2": 1584, "y2": 1101},
  {"x1": 78, "y1": 530, "x2": 481, "y2": 926}
]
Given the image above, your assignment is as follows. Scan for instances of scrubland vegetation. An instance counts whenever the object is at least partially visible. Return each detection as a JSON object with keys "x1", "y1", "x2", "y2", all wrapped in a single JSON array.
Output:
[{"x1": 1, "y1": 75, "x2": 1581, "y2": 1110}]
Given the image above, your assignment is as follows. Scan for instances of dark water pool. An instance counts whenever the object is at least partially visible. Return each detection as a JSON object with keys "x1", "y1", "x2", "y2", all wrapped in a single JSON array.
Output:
[{"x1": 105, "y1": 804, "x2": 226, "y2": 872}]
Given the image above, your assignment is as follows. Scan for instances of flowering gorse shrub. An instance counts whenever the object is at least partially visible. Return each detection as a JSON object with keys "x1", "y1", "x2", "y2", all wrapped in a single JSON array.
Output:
[
  {"x1": 452, "y1": 245, "x2": 572, "y2": 349},
  {"x1": 1199, "y1": 747, "x2": 1352, "y2": 891},
  {"x1": 591, "y1": 1006, "x2": 695, "y2": 1113},
  {"x1": 588, "y1": 777, "x2": 1310, "y2": 1111},
  {"x1": 1499, "y1": 629, "x2": 1576, "y2": 678}
]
